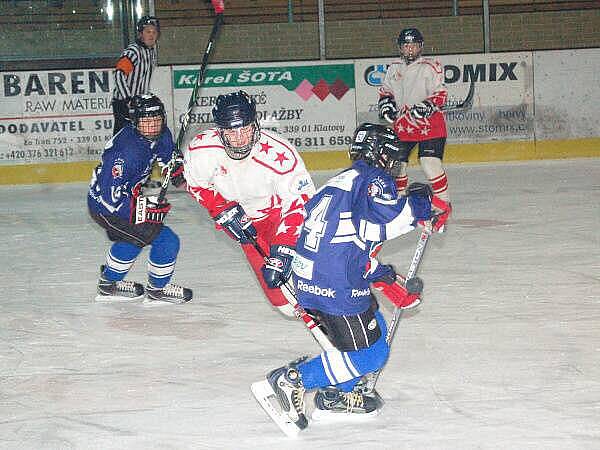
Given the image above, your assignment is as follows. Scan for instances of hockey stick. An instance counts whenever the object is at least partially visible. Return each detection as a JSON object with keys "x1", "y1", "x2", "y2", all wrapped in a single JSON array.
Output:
[
  {"x1": 244, "y1": 232, "x2": 335, "y2": 351},
  {"x1": 440, "y1": 77, "x2": 475, "y2": 112},
  {"x1": 362, "y1": 228, "x2": 431, "y2": 395},
  {"x1": 157, "y1": 2, "x2": 224, "y2": 203}
]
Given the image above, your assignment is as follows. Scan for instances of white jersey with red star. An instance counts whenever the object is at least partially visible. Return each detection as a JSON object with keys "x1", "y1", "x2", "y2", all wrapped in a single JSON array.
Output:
[
  {"x1": 380, "y1": 56, "x2": 448, "y2": 141},
  {"x1": 183, "y1": 128, "x2": 316, "y2": 247}
]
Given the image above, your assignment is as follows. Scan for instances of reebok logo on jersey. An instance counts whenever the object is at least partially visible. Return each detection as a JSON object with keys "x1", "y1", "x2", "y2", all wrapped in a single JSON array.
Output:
[
  {"x1": 351, "y1": 288, "x2": 371, "y2": 298},
  {"x1": 296, "y1": 280, "x2": 336, "y2": 298}
]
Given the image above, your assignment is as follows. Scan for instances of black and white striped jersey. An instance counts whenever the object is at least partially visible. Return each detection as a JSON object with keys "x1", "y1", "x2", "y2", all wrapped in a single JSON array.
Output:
[{"x1": 112, "y1": 41, "x2": 157, "y2": 101}]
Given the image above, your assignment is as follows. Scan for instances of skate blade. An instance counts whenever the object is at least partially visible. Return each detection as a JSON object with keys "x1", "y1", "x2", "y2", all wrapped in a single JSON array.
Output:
[
  {"x1": 251, "y1": 380, "x2": 302, "y2": 438},
  {"x1": 311, "y1": 407, "x2": 380, "y2": 423},
  {"x1": 95, "y1": 294, "x2": 144, "y2": 303},
  {"x1": 141, "y1": 297, "x2": 189, "y2": 307}
]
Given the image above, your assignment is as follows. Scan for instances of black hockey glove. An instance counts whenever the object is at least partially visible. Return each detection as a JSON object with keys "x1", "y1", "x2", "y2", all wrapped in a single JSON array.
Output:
[
  {"x1": 132, "y1": 195, "x2": 172, "y2": 224},
  {"x1": 261, "y1": 245, "x2": 295, "y2": 289},
  {"x1": 410, "y1": 100, "x2": 436, "y2": 119},
  {"x1": 213, "y1": 202, "x2": 257, "y2": 244},
  {"x1": 378, "y1": 96, "x2": 398, "y2": 124}
]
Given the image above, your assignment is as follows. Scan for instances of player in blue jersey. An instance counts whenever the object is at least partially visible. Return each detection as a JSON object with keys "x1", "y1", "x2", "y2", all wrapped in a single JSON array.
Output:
[
  {"x1": 257, "y1": 123, "x2": 450, "y2": 429},
  {"x1": 88, "y1": 93, "x2": 192, "y2": 304}
]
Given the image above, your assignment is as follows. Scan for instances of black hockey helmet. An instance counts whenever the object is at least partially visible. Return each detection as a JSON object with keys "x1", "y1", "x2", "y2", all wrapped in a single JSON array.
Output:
[
  {"x1": 397, "y1": 27, "x2": 424, "y2": 45},
  {"x1": 129, "y1": 93, "x2": 166, "y2": 141},
  {"x1": 212, "y1": 90, "x2": 260, "y2": 160},
  {"x1": 136, "y1": 15, "x2": 160, "y2": 34},
  {"x1": 397, "y1": 28, "x2": 424, "y2": 64},
  {"x1": 349, "y1": 123, "x2": 406, "y2": 175}
]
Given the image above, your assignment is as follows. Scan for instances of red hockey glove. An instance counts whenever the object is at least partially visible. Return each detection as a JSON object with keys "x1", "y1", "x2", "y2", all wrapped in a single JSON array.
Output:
[
  {"x1": 372, "y1": 271, "x2": 422, "y2": 310},
  {"x1": 211, "y1": 0, "x2": 224, "y2": 14},
  {"x1": 431, "y1": 196, "x2": 451, "y2": 233},
  {"x1": 132, "y1": 195, "x2": 171, "y2": 224},
  {"x1": 213, "y1": 202, "x2": 257, "y2": 244}
]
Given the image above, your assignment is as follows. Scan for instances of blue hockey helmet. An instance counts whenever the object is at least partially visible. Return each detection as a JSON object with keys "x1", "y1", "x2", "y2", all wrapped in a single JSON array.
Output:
[
  {"x1": 129, "y1": 93, "x2": 166, "y2": 141},
  {"x1": 349, "y1": 123, "x2": 406, "y2": 174},
  {"x1": 212, "y1": 91, "x2": 260, "y2": 160}
]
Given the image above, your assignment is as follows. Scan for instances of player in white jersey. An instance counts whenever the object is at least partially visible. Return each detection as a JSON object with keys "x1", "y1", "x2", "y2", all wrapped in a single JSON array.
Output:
[
  {"x1": 183, "y1": 91, "x2": 316, "y2": 316},
  {"x1": 378, "y1": 28, "x2": 452, "y2": 210}
]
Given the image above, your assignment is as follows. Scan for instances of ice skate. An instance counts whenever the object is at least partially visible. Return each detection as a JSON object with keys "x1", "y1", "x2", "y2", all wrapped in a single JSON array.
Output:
[
  {"x1": 96, "y1": 276, "x2": 144, "y2": 302},
  {"x1": 312, "y1": 386, "x2": 380, "y2": 422},
  {"x1": 251, "y1": 358, "x2": 308, "y2": 437},
  {"x1": 144, "y1": 282, "x2": 192, "y2": 305}
]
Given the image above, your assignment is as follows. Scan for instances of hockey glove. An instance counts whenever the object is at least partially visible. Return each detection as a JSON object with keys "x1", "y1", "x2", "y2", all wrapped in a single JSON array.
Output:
[
  {"x1": 133, "y1": 195, "x2": 171, "y2": 224},
  {"x1": 213, "y1": 202, "x2": 257, "y2": 244},
  {"x1": 378, "y1": 96, "x2": 398, "y2": 124},
  {"x1": 261, "y1": 245, "x2": 295, "y2": 289},
  {"x1": 410, "y1": 100, "x2": 436, "y2": 119},
  {"x1": 372, "y1": 267, "x2": 422, "y2": 310},
  {"x1": 168, "y1": 157, "x2": 185, "y2": 188},
  {"x1": 431, "y1": 196, "x2": 452, "y2": 233},
  {"x1": 407, "y1": 182, "x2": 433, "y2": 228}
]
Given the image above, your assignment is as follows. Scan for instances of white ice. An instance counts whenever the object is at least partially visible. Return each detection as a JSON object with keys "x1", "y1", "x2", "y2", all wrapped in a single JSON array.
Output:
[{"x1": 0, "y1": 158, "x2": 599, "y2": 450}]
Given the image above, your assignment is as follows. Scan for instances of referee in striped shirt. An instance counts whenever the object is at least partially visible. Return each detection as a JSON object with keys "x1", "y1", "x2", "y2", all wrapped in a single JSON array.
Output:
[{"x1": 112, "y1": 16, "x2": 160, "y2": 135}]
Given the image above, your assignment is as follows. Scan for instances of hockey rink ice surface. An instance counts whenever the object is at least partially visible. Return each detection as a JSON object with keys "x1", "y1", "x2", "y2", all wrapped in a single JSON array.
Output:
[{"x1": 0, "y1": 158, "x2": 599, "y2": 450}]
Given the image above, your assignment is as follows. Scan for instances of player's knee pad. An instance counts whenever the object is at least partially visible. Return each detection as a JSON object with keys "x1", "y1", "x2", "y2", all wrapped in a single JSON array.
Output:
[{"x1": 150, "y1": 225, "x2": 180, "y2": 262}]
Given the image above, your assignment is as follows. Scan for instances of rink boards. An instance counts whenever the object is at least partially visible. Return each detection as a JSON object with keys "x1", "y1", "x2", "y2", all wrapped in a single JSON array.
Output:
[{"x1": 1, "y1": 48, "x2": 598, "y2": 184}]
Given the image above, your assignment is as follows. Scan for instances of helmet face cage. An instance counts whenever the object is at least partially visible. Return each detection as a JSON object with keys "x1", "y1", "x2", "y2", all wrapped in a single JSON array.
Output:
[
  {"x1": 136, "y1": 16, "x2": 160, "y2": 34},
  {"x1": 212, "y1": 91, "x2": 260, "y2": 160},
  {"x1": 349, "y1": 123, "x2": 403, "y2": 174},
  {"x1": 130, "y1": 94, "x2": 166, "y2": 141},
  {"x1": 397, "y1": 28, "x2": 424, "y2": 64}
]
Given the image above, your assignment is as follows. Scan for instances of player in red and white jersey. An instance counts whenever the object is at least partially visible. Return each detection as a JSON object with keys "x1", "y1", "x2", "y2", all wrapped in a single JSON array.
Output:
[
  {"x1": 183, "y1": 91, "x2": 315, "y2": 316},
  {"x1": 378, "y1": 27, "x2": 452, "y2": 211}
]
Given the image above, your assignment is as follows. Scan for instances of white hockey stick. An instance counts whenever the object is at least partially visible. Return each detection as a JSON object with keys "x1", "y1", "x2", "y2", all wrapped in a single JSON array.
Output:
[{"x1": 361, "y1": 228, "x2": 431, "y2": 395}]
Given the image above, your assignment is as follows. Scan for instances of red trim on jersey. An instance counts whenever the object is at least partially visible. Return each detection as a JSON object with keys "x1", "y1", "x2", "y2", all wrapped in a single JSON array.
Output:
[
  {"x1": 188, "y1": 144, "x2": 224, "y2": 152},
  {"x1": 251, "y1": 131, "x2": 298, "y2": 175},
  {"x1": 186, "y1": 184, "x2": 230, "y2": 217},
  {"x1": 418, "y1": 59, "x2": 443, "y2": 74}
]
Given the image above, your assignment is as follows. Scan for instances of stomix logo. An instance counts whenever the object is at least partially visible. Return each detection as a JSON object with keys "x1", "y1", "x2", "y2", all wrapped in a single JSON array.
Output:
[{"x1": 364, "y1": 62, "x2": 519, "y2": 86}]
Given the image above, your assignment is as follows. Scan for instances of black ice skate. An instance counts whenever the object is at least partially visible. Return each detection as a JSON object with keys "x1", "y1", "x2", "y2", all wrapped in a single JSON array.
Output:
[
  {"x1": 144, "y1": 283, "x2": 192, "y2": 304},
  {"x1": 251, "y1": 358, "x2": 308, "y2": 437},
  {"x1": 312, "y1": 386, "x2": 380, "y2": 422},
  {"x1": 96, "y1": 276, "x2": 144, "y2": 302}
]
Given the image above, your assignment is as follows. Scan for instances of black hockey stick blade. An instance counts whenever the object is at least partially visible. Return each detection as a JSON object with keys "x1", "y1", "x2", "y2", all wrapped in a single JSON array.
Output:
[{"x1": 441, "y1": 78, "x2": 475, "y2": 112}]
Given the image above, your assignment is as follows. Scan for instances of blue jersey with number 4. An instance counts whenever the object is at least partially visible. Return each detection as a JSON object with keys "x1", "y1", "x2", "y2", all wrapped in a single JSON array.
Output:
[{"x1": 292, "y1": 160, "x2": 430, "y2": 316}]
